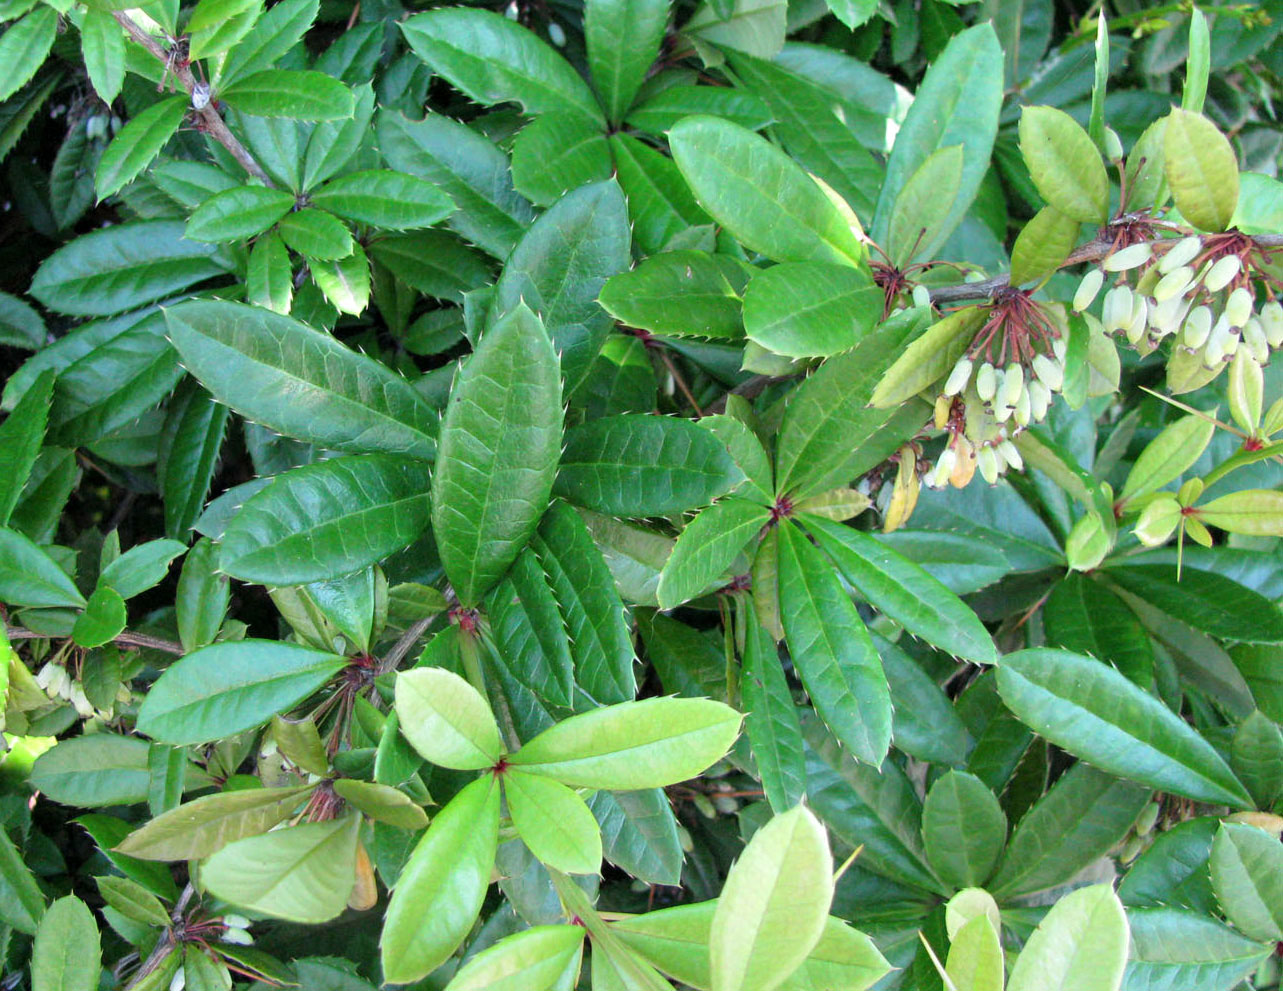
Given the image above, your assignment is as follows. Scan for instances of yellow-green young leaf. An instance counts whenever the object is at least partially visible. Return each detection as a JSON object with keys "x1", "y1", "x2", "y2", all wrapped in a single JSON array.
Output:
[
  {"x1": 710, "y1": 805, "x2": 833, "y2": 991},
  {"x1": 1018, "y1": 106, "x2": 1110, "y2": 222},
  {"x1": 95, "y1": 97, "x2": 188, "y2": 201},
  {"x1": 887, "y1": 144, "x2": 964, "y2": 268},
  {"x1": 1118, "y1": 412, "x2": 1216, "y2": 505},
  {"x1": 271, "y1": 716, "x2": 329, "y2": 777},
  {"x1": 503, "y1": 770, "x2": 602, "y2": 875},
  {"x1": 433, "y1": 303, "x2": 562, "y2": 606},
  {"x1": 0, "y1": 6, "x2": 56, "y2": 102},
  {"x1": 113, "y1": 785, "x2": 316, "y2": 861},
  {"x1": 310, "y1": 170, "x2": 455, "y2": 230},
  {"x1": 945, "y1": 914, "x2": 1003, "y2": 991},
  {"x1": 1210, "y1": 823, "x2": 1283, "y2": 941},
  {"x1": 185, "y1": 186, "x2": 296, "y2": 243},
  {"x1": 1009, "y1": 205, "x2": 1079, "y2": 286},
  {"x1": 94, "y1": 876, "x2": 170, "y2": 928},
  {"x1": 187, "y1": 0, "x2": 261, "y2": 58},
  {"x1": 331, "y1": 779, "x2": 429, "y2": 830},
  {"x1": 1127, "y1": 118, "x2": 1168, "y2": 213},
  {"x1": 311, "y1": 242, "x2": 371, "y2": 315},
  {"x1": 277, "y1": 207, "x2": 354, "y2": 260},
  {"x1": 1006, "y1": 884, "x2": 1128, "y2": 991},
  {"x1": 1163, "y1": 109, "x2": 1239, "y2": 232},
  {"x1": 394, "y1": 667, "x2": 502, "y2": 770},
  {"x1": 201, "y1": 814, "x2": 360, "y2": 924},
  {"x1": 507, "y1": 697, "x2": 742, "y2": 790},
  {"x1": 1196, "y1": 490, "x2": 1283, "y2": 538},
  {"x1": 668, "y1": 115, "x2": 865, "y2": 268},
  {"x1": 80, "y1": 7, "x2": 125, "y2": 106},
  {"x1": 445, "y1": 925, "x2": 585, "y2": 991},
  {"x1": 32, "y1": 896, "x2": 100, "y2": 991},
  {"x1": 869, "y1": 306, "x2": 987, "y2": 408},
  {"x1": 381, "y1": 775, "x2": 501, "y2": 984},
  {"x1": 657, "y1": 499, "x2": 771, "y2": 610},
  {"x1": 945, "y1": 888, "x2": 1002, "y2": 942}
]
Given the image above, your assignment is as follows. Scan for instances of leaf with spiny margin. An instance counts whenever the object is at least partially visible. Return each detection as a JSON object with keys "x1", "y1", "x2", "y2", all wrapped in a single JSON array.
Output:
[
  {"x1": 395, "y1": 666, "x2": 503, "y2": 770},
  {"x1": 114, "y1": 786, "x2": 316, "y2": 861},
  {"x1": 504, "y1": 770, "x2": 603, "y2": 875},
  {"x1": 777, "y1": 521, "x2": 891, "y2": 767},
  {"x1": 740, "y1": 599, "x2": 806, "y2": 813},
  {"x1": 869, "y1": 305, "x2": 987, "y2": 409},
  {"x1": 585, "y1": 0, "x2": 668, "y2": 124},
  {"x1": 95, "y1": 96, "x2": 189, "y2": 200},
  {"x1": 0, "y1": 368, "x2": 53, "y2": 527},
  {"x1": 1125, "y1": 906, "x2": 1271, "y2": 991},
  {"x1": 598, "y1": 250, "x2": 749, "y2": 341},
  {"x1": 921, "y1": 771, "x2": 1006, "y2": 889},
  {"x1": 484, "y1": 547, "x2": 574, "y2": 708},
  {"x1": 1006, "y1": 884, "x2": 1128, "y2": 991},
  {"x1": 432, "y1": 302, "x2": 561, "y2": 606},
  {"x1": 657, "y1": 499, "x2": 770, "y2": 610},
  {"x1": 165, "y1": 300, "x2": 438, "y2": 460},
  {"x1": 220, "y1": 454, "x2": 433, "y2": 585},
  {"x1": 1210, "y1": 822, "x2": 1283, "y2": 941}
]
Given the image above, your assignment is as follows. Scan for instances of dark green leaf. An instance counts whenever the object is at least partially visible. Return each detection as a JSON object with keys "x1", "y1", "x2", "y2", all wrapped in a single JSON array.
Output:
[
  {"x1": 741, "y1": 601, "x2": 806, "y2": 813},
  {"x1": 586, "y1": 0, "x2": 668, "y2": 123},
  {"x1": 1043, "y1": 572, "x2": 1154, "y2": 687}
]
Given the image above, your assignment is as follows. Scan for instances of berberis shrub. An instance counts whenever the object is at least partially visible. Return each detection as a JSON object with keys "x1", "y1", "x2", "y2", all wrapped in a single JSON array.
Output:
[{"x1": 1, "y1": 0, "x2": 1283, "y2": 988}]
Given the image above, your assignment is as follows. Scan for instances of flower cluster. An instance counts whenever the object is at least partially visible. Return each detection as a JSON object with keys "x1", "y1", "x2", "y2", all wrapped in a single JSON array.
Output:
[
  {"x1": 927, "y1": 289, "x2": 1069, "y2": 488},
  {"x1": 1079, "y1": 232, "x2": 1283, "y2": 392}
]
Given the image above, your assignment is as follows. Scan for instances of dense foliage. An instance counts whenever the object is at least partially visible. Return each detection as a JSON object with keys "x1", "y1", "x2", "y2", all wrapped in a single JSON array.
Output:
[{"x1": 2, "y1": 0, "x2": 1283, "y2": 989}]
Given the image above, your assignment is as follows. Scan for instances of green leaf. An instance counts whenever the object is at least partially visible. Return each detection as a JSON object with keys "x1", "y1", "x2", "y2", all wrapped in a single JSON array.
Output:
[
  {"x1": 1232, "y1": 710, "x2": 1283, "y2": 810},
  {"x1": 555, "y1": 414, "x2": 744, "y2": 517},
  {"x1": 185, "y1": 186, "x2": 296, "y2": 243},
  {"x1": 1102, "y1": 564, "x2": 1283, "y2": 644},
  {"x1": 137, "y1": 640, "x2": 346, "y2": 745},
  {"x1": 533, "y1": 501, "x2": 636, "y2": 703},
  {"x1": 1043, "y1": 572, "x2": 1154, "y2": 687},
  {"x1": 625, "y1": 85, "x2": 772, "y2": 136},
  {"x1": 922, "y1": 771, "x2": 1006, "y2": 890},
  {"x1": 1009, "y1": 205, "x2": 1080, "y2": 286},
  {"x1": 724, "y1": 52, "x2": 883, "y2": 227},
  {"x1": 946, "y1": 914, "x2": 1003, "y2": 991},
  {"x1": 1124, "y1": 907, "x2": 1271, "y2": 991},
  {"x1": 377, "y1": 109, "x2": 536, "y2": 259},
  {"x1": 202, "y1": 815, "x2": 360, "y2": 923},
  {"x1": 492, "y1": 179, "x2": 630, "y2": 390},
  {"x1": 0, "y1": 526, "x2": 85, "y2": 608},
  {"x1": 871, "y1": 24, "x2": 1003, "y2": 256},
  {"x1": 804, "y1": 515, "x2": 996, "y2": 665},
  {"x1": 30, "y1": 733, "x2": 153, "y2": 808},
  {"x1": 311, "y1": 170, "x2": 455, "y2": 230},
  {"x1": 741, "y1": 602, "x2": 806, "y2": 813},
  {"x1": 400, "y1": 8, "x2": 604, "y2": 125},
  {"x1": 0, "y1": 825, "x2": 44, "y2": 934},
  {"x1": 743, "y1": 262, "x2": 883, "y2": 359},
  {"x1": 433, "y1": 302, "x2": 561, "y2": 606},
  {"x1": 669, "y1": 116, "x2": 864, "y2": 267},
  {"x1": 778, "y1": 522, "x2": 891, "y2": 767},
  {"x1": 31, "y1": 896, "x2": 100, "y2": 991},
  {"x1": 161, "y1": 384, "x2": 230, "y2": 541},
  {"x1": 0, "y1": 7, "x2": 56, "y2": 103},
  {"x1": 221, "y1": 0, "x2": 318, "y2": 83},
  {"x1": 510, "y1": 112, "x2": 613, "y2": 208},
  {"x1": 995, "y1": 648, "x2": 1251, "y2": 808},
  {"x1": 187, "y1": 0, "x2": 261, "y2": 58},
  {"x1": 1197, "y1": 490, "x2": 1283, "y2": 538},
  {"x1": 886, "y1": 144, "x2": 964, "y2": 267},
  {"x1": 381, "y1": 775, "x2": 500, "y2": 984},
  {"x1": 165, "y1": 300, "x2": 438, "y2": 460},
  {"x1": 610, "y1": 133, "x2": 710, "y2": 256},
  {"x1": 1210, "y1": 822, "x2": 1283, "y2": 941},
  {"x1": 220, "y1": 455, "x2": 432, "y2": 585},
  {"x1": 113, "y1": 785, "x2": 315, "y2": 861},
  {"x1": 1018, "y1": 106, "x2": 1109, "y2": 222},
  {"x1": 176, "y1": 539, "x2": 228, "y2": 652},
  {"x1": 0, "y1": 368, "x2": 53, "y2": 527},
  {"x1": 869, "y1": 305, "x2": 987, "y2": 408},
  {"x1": 247, "y1": 230, "x2": 293, "y2": 313},
  {"x1": 485, "y1": 549, "x2": 575, "y2": 708},
  {"x1": 504, "y1": 770, "x2": 602, "y2": 875},
  {"x1": 587, "y1": 788, "x2": 682, "y2": 885},
  {"x1": 72, "y1": 586, "x2": 127, "y2": 649},
  {"x1": 331, "y1": 779, "x2": 428, "y2": 830},
  {"x1": 445, "y1": 925, "x2": 585, "y2": 991},
  {"x1": 220, "y1": 69, "x2": 355, "y2": 120},
  {"x1": 878, "y1": 634, "x2": 973, "y2": 767},
  {"x1": 710, "y1": 805, "x2": 833, "y2": 991},
  {"x1": 1118, "y1": 412, "x2": 1216, "y2": 504},
  {"x1": 95, "y1": 875, "x2": 170, "y2": 927},
  {"x1": 508, "y1": 697, "x2": 741, "y2": 789},
  {"x1": 598, "y1": 251, "x2": 748, "y2": 341},
  {"x1": 1006, "y1": 884, "x2": 1127, "y2": 991},
  {"x1": 30, "y1": 220, "x2": 227, "y2": 317},
  {"x1": 657, "y1": 499, "x2": 770, "y2": 610},
  {"x1": 80, "y1": 7, "x2": 124, "y2": 105},
  {"x1": 99, "y1": 538, "x2": 185, "y2": 598},
  {"x1": 682, "y1": 0, "x2": 786, "y2": 59},
  {"x1": 1163, "y1": 109, "x2": 1239, "y2": 232},
  {"x1": 277, "y1": 207, "x2": 354, "y2": 260},
  {"x1": 585, "y1": 0, "x2": 667, "y2": 124},
  {"x1": 95, "y1": 97, "x2": 188, "y2": 201},
  {"x1": 775, "y1": 307, "x2": 933, "y2": 499},
  {"x1": 395, "y1": 666, "x2": 502, "y2": 770},
  {"x1": 0, "y1": 289, "x2": 46, "y2": 350}
]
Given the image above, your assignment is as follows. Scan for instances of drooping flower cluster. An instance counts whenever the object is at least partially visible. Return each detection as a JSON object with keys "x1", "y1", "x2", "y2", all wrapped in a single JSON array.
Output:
[
  {"x1": 927, "y1": 289, "x2": 1069, "y2": 487},
  {"x1": 1077, "y1": 231, "x2": 1283, "y2": 392}
]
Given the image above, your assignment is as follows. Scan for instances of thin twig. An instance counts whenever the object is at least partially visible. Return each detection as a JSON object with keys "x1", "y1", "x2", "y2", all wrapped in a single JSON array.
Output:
[
  {"x1": 6, "y1": 625, "x2": 185, "y2": 655},
  {"x1": 111, "y1": 11, "x2": 274, "y2": 187},
  {"x1": 376, "y1": 616, "x2": 434, "y2": 675}
]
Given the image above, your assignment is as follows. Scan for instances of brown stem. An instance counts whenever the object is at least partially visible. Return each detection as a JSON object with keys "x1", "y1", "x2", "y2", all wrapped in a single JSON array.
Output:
[
  {"x1": 111, "y1": 12, "x2": 274, "y2": 187},
  {"x1": 6, "y1": 625, "x2": 184, "y2": 655},
  {"x1": 376, "y1": 615, "x2": 434, "y2": 675}
]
